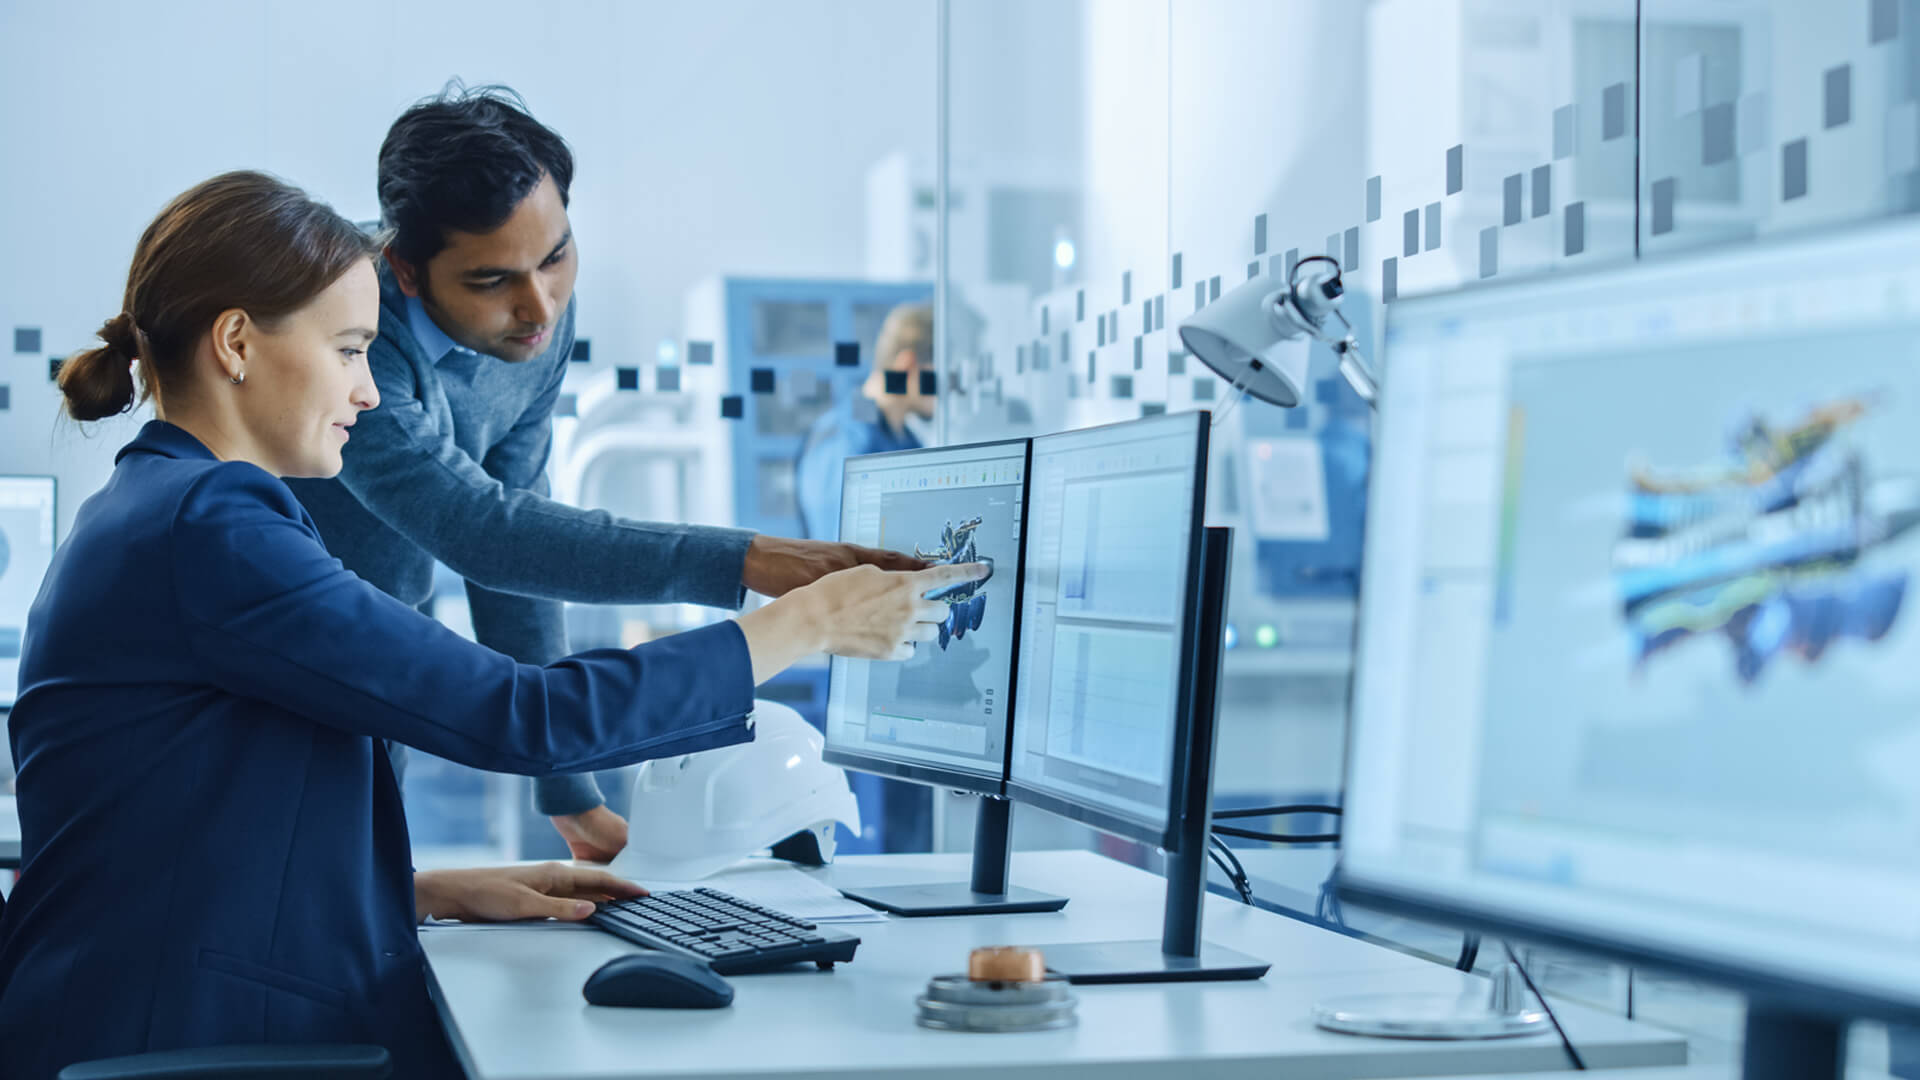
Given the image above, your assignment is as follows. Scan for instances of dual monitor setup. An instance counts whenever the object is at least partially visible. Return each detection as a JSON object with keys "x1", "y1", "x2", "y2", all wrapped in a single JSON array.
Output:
[{"x1": 823, "y1": 410, "x2": 1269, "y2": 985}]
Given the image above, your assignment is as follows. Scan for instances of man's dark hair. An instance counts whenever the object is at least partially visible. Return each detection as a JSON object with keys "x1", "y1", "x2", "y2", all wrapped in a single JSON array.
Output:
[{"x1": 377, "y1": 81, "x2": 574, "y2": 268}]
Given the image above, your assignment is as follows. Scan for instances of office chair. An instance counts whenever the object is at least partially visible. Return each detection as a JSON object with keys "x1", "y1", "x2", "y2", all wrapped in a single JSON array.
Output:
[{"x1": 0, "y1": 885, "x2": 392, "y2": 1079}]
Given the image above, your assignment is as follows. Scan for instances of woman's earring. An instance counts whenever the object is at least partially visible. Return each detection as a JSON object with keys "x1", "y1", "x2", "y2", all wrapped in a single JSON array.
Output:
[{"x1": 230, "y1": 371, "x2": 245, "y2": 385}]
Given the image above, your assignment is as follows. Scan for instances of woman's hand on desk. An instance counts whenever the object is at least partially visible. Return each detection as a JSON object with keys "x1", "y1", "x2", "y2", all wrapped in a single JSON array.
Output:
[
  {"x1": 414, "y1": 863, "x2": 645, "y2": 923},
  {"x1": 734, "y1": 561, "x2": 993, "y2": 683}
]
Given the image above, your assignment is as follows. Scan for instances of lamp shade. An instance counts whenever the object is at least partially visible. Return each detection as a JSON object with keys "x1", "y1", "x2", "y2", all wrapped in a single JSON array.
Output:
[{"x1": 1177, "y1": 277, "x2": 1313, "y2": 408}]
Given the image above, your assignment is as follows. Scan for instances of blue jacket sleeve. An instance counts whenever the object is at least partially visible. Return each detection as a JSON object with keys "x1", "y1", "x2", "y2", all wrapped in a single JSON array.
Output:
[{"x1": 170, "y1": 463, "x2": 756, "y2": 775}]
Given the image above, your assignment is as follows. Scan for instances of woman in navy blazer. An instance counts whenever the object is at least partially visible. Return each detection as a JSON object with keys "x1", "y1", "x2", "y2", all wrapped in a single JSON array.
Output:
[{"x1": 0, "y1": 172, "x2": 981, "y2": 1079}]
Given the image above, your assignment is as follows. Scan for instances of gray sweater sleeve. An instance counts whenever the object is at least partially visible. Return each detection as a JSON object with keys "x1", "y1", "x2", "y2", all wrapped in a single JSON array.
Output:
[{"x1": 333, "y1": 330, "x2": 754, "y2": 610}]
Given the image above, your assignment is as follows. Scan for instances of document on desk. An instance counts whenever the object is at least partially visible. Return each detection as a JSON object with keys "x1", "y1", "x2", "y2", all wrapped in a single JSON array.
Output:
[{"x1": 610, "y1": 858, "x2": 887, "y2": 924}]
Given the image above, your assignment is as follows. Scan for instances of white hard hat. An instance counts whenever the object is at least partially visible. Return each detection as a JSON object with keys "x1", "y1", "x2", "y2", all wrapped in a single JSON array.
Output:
[{"x1": 611, "y1": 700, "x2": 863, "y2": 882}]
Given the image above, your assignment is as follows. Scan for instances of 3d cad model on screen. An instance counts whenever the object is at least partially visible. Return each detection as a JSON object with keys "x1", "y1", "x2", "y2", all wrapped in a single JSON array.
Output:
[
  {"x1": 1609, "y1": 393, "x2": 1920, "y2": 684},
  {"x1": 917, "y1": 516, "x2": 993, "y2": 650}
]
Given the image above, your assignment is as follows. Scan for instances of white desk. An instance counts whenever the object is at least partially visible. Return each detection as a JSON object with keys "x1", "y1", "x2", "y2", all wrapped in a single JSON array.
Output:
[
  {"x1": 422, "y1": 850, "x2": 1687, "y2": 1080},
  {"x1": 1413, "y1": 1060, "x2": 1889, "y2": 1068}
]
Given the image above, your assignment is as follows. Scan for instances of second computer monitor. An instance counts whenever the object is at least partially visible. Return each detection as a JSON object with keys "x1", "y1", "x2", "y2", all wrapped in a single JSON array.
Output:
[
  {"x1": 1007, "y1": 411, "x2": 1211, "y2": 850},
  {"x1": 1340, "y1": 220, "x2": 1920, "y2": 1075},
  {"x1": 823, "y1": 438, "x2": 1029, "y2": 794}
]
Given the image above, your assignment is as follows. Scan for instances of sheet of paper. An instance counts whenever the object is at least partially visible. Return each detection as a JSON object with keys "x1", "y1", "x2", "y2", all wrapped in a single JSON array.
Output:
[
  {"x1": 420, "y1": 919, "x2": 596, "y2": 932},
  {"x1": 609, "y1": 858, "x2": 887, "y2": 923}
]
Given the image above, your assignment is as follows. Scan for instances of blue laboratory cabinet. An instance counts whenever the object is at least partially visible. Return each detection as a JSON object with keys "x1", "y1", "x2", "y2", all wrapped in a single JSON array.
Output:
[{"x1": 715, "y1": 278, "x2": 932, "y2": 540}]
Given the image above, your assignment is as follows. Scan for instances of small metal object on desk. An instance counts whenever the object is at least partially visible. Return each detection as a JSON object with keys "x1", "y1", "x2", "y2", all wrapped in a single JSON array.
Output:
[
  {"x1": 917, "y1": 947, "x2": 1077, "y2": 1032},
  {"x1": 968, "y1": 945, "x2": 1048, "y2": 983}
]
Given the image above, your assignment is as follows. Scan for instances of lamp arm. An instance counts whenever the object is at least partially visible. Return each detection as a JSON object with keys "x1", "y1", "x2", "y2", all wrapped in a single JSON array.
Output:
[
  {"x1": 1266, "y1": 294, "x2": 1380, "y2": 409},
  {"x1": 1334, "y1": 339, "x2": 1379, "y2": 408}
]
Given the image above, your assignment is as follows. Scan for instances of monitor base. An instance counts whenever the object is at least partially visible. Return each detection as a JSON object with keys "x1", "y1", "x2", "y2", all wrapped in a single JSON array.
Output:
[
  {"x1": 1312, "y1": 963, "x2": 1548, "y2": 1040},
  {"x1": 841, "y1": 883, "x2": 1068, "y2": 918},
  {"x1": 1040, "y1": 939, "x2": 1270, "y2": 984},
  {"x1": 1312, "y1": 997, "x2": 1548, "y2": 1040}
]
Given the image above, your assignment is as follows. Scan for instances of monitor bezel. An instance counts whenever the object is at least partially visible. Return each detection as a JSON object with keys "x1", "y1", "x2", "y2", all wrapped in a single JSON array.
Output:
[
  {"x1": 1341, "y1": 218, "x2": 1920, "y2": 1025},
  {"x1": 1004, "y1": 410, "x2": 1211, "y2": 852},
  {"x1": 821, "y1": 436, "x2": 1033, "y2": 798},
  {"x1": 0, "y1": 474, "x2": 57, "y2": 540},
  {"x1": 0, "y1": 474, "x2": 57, "y2": 713}
]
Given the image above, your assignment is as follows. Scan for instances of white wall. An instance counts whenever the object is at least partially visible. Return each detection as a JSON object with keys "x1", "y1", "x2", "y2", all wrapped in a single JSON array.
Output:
[{"x1": 0, "y1": 0, "x2": 935, "y2": 537}]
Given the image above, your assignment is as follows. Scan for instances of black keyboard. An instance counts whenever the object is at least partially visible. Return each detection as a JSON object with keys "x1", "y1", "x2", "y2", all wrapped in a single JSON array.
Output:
[{"x1": 588, "y1": 887, "x2": 861, "y2": 975}]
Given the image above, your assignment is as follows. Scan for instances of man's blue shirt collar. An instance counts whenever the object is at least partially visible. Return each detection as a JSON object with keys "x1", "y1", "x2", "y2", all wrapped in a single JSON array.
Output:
[{"x1": 405, "y1": 295, "x2": 481, "y2": 366}]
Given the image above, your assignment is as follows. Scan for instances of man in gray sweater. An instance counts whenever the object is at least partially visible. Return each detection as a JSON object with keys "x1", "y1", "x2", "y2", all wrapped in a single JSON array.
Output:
[{"x1": 288, "y1": 84, "x2": 919, "y2": 860}]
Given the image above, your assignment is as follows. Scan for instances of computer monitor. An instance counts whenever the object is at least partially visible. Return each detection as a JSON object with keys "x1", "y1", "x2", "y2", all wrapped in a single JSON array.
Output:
[
  {"x1": 823, "y1": 437, "x2": 1065, "y2": 916},
  {"x1": 1006, "y1": 411, "x2": 1267, "y2": 983},
  {"x1": 1340, "y1": 221, "x2": 1920, "y2": 1079},
  {"x1": 1006, "y1": 412, "x2": 1210, "y2": 848},
  {"x1": 0, "y1": 476, "x2": 56, "y2": 711}
]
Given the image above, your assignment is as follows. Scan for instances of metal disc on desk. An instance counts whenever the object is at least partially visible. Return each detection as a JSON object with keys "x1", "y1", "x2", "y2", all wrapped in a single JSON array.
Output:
[
  {"x1": 1312, "y1": 992, "x2": 1548, "y2": 1039},
  {"x1": 915, "y1": 974, "x2": 1077, "y2": 1032}
]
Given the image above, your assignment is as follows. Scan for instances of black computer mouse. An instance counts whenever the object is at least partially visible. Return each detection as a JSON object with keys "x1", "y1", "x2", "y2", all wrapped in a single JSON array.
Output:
[{"x1": 582, "y1": 952, "x2": 735, "y2": 1009}]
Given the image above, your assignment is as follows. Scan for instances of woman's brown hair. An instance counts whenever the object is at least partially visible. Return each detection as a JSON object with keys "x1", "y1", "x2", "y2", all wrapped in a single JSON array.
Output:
[{"x1": 59, "y1": 171, "x2": 383, "y2": 422}]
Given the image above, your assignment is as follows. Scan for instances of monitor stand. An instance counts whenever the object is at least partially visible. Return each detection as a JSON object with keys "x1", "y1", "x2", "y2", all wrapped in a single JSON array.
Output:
[
  {"x1": 838, "y1": 795, "x2": 1068, "y2": 917},
  {"x1": 1742, "y1": 1005, "x2": 1845, "y2": 1080},
  {"x1": 1037, "y1": 527, "x2": 1271, "y2": 985}
]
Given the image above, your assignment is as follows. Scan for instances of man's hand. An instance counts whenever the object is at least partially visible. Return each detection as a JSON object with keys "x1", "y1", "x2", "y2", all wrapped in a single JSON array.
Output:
[
  {"x1": 551, "y1": 805, "x2": 629, "y2": 863},
  {"x1": 742, "y1": 535, "x2": 929, "y2": 598},
  {"x1": 415, "y1": 863, "x2": 645, "y2": 923}
]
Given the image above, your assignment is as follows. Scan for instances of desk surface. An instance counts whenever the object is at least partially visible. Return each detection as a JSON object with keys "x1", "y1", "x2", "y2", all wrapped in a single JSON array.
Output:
[
  {"x1": 422, "y1": 850, "x2": 1686, "y2": 1080},
  {"x1": 1405, "y1": 1060, "x2": 1896, "y2": 1068}
]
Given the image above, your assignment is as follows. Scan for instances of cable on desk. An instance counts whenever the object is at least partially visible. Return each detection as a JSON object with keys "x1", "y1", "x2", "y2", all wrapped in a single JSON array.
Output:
[
  {"x1": 1203, "y1": 805, "x2": 1340, "y2": 914},
  {"x1": 1503, "y1": 941, "x2": 1587, "y2": 1070},
  {"x1": 1212, "y1": 804, "x2": 1342, "y2": 820},
  {"x1": 1207, "y1": 834, "x2": 1254, "y2": 905},
  {"x1": 1314, "y1": 873, "x2": 1348, "y2": 929},
  {"x1": 1212, "y1": 824, "x2": 1342, "y2": 845},
  {"x1": 1455, "y1": 933, "x2": 1481, "y2": 972}
]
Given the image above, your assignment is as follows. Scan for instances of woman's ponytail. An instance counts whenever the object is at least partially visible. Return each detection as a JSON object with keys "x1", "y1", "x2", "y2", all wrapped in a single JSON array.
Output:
[{"x1": 57, "y1": 313, "x2": 143, "y2": 421}]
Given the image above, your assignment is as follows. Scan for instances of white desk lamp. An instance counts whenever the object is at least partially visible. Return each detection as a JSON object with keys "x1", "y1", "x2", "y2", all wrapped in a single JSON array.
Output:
[{"x1": 1176, "y1": 254, "x2": 1380, "y2": 412}]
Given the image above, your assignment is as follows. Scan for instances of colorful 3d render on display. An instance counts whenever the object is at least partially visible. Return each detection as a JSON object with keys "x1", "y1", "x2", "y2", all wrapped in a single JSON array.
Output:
[
  {"x1": 916, "y1": 517, "x2": 993, "y2": 650},
  {"x1": 1610, "y1": 395, "x2": 1920, "y2": 684}
]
